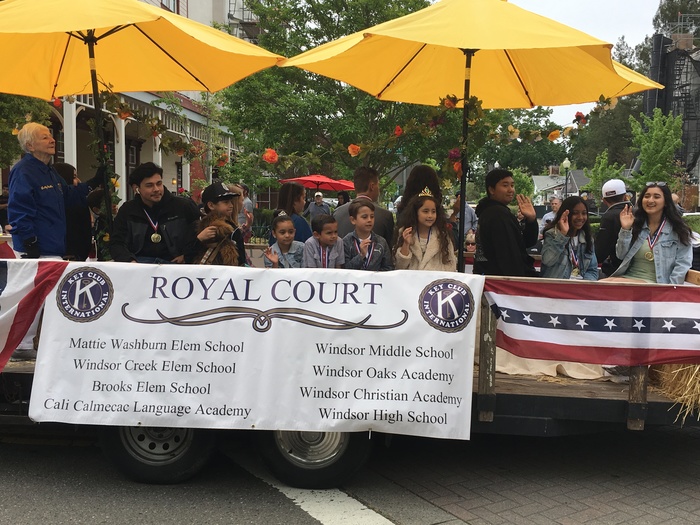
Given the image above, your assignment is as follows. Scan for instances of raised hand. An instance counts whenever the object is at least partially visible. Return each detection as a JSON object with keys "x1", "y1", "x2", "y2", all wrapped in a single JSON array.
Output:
[
  {"x1": 359, "y1": 238, "x2": 372, "y2": 257},
  {"x1": 557, "y1": 209, "x2": 570, "y2": 235},
  {"x1": 516, "y1": 194, "x2": 536, "y2": 221},
  {"x1": 264, "y1": 247, "x2": 279, "y2": 267},
  {"x1": 399, "y1": 227, "x2": 414, "y2": 256},
  {"x1": 619, "y1": 204, "x2": 634, "y2": 230},
  {"x1": 402, "y1": 227, "x2": 414, "y2": 246}
]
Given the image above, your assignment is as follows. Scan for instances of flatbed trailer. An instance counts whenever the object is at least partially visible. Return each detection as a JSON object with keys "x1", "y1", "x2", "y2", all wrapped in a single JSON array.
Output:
[
  {"x1": 2, "y1": 259, "x2": 698, "y2": 487},
  {"x1": 472, "y1": 294, "x2": 700, "y2": 436},
  {"x1": 2, "y1": 295, "x2": 697, "y2": 488}
]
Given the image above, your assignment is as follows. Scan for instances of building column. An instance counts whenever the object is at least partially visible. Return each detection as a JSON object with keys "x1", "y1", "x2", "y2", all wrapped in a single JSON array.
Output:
[
  {"x1": 62, "y1": 100, "x2": 78, "y2": 167},
  {"x1": 182, "y1": 159, "x2": 190, "y2": 191},
  {"x1": 112, "y1": 116, "x2": 128, "y2": 204},
  {"x1": 153, "y1": 136, "x2": 163, "y2": 168}
]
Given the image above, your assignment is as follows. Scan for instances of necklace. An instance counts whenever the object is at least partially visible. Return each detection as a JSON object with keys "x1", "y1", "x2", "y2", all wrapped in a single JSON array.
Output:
[
  {"x1": 418, "y1": 227, "x2": 431, "y2": 255},
  {"x1": 645, "y1": 217, "x2": 666, "y2": 261}
]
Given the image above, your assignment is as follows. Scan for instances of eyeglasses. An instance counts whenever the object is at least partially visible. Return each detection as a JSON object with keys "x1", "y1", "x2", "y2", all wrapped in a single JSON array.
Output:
[
  {"x1": 645, "y1": 181, "x2": 667, "y2": 187},
  {"x1": 465, "y1": 242, "x2": 476, "y2": 246}
]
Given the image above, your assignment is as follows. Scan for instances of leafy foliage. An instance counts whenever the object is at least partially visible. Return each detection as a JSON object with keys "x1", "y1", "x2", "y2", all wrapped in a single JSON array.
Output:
[
  {"x1": 653, "y1": 0, "x2": 700, "y2": 42},
  {"x1": 580, "y1": 150, "x2": 625, "y2": 200},
  {"x1": 0, "y1": 94, "x2": 50, "y2": 168},
  {"x1": 569, "y1": 96, "x2": 644, "y2": 170},
  {"x1": 220, "y1": 0, "x2": 483, "y2": 193},
  {"x1": 476, "y1": 108, "x2": 567, "y2": 176},
  {"x1": 629, "y1": 107, "x2": 683, "y2": 190}
]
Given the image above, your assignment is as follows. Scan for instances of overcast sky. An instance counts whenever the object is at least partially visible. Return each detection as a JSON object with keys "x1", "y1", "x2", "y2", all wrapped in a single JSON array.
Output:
[{"x1": 510, "y1": 0, "x2": 661, "y2": 126}]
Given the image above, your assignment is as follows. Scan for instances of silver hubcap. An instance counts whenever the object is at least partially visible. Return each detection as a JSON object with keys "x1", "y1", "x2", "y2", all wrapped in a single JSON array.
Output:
[
  {"x1": 274, "y1": 431, "x2": 349, "y2": 470},
  {"x1": 119, "y1": 427, "x2": 193, "y2": 466}
]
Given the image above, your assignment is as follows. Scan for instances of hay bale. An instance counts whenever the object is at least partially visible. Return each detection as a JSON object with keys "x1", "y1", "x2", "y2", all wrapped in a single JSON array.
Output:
[{"x1": 656, "y1": 364, "x2": 700, "y2": 425}]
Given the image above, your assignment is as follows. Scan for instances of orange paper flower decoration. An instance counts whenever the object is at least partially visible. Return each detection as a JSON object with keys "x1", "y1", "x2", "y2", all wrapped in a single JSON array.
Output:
[
  {"x1": 262, "y1": 148, "x2": 279, "y2": 164},
  {"x1": 348, "y1": 144, "x2": 361, "y2": 157},
  {"x1": 547, "y1": 130, "x2": 561, "y2": 142}
]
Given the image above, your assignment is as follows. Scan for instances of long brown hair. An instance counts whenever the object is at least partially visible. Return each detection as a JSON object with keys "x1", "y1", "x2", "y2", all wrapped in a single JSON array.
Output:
[
  {"x1": 277, "y1": 182, "x2": 306, "y2": 216},
  {"x1": 632, "y1": 183, "x2": 691, "y2": 245},
  {"x1": 394, "y1": 194, "x2": 453, "y2": 264}
]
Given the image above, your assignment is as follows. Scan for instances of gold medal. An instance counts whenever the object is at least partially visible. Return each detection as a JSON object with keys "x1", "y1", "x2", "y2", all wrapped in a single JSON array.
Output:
[
  {"x1": 571, "y1": 268, "x2": 580, "y2": 277},
  {"x1": 644, "y1": 251, "x2": 654, "y2": 261},
  {"x1": 151, "y1": 233, "x2": 162, "y2": 243}
]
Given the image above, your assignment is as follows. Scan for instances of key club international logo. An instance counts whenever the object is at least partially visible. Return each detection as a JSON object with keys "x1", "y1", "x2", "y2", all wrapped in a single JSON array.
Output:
[
  {"x1": 419, "y1": 279, "x2": 475, "y2": 333},
  {"x1": 56, "y1": 267, "x2": 114, "y2": 322}
]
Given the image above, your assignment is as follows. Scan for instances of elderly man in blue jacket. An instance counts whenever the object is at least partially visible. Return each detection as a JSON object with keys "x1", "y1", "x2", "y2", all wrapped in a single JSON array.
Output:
[{"x1": 8, "y1": 122, "x2": 98, "y2": 258}]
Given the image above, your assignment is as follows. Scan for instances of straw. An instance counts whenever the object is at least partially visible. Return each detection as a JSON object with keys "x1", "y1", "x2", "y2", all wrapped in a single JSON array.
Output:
[{"x1": 656, "y1": 364, "x2": 700, "y2": 425}]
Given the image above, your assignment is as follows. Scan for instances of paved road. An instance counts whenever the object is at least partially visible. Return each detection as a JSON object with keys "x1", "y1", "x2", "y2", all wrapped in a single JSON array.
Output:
[
  {"x1": 2, "y1": 425, "x2": 700, "y2": 524},
  {"x1": 348, "y1": 426, "x2": 700, "y2": 525}
]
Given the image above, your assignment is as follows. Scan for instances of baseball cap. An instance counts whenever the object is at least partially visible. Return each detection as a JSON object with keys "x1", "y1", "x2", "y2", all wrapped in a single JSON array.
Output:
[
  {"x1": 201, "y1": 182, "x2": 237, "y2": 204},
  {"x1": 602, "y1": 179, "x2": 626, "y2": 198},
  {"x1": 314, "y1": 191, "x2": 323, "y2": 197}
]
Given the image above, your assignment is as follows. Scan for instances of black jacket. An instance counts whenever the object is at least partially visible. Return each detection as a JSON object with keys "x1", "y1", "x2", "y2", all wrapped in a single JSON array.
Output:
[
  {"x1": 595, "y1": 201, "x2": 627, "y2": 277},
  {"x1": 473, "y1": 197, "x2": 538, "y2": 277},
  {"x1": 110, "y1": 190, "x2": 200, "y2": 263}
]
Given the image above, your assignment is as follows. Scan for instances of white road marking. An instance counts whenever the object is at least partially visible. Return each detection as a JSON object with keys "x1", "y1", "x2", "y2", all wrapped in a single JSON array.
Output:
[{"x1": 232, "y1": 452, "x2": 393, "y2": 524}]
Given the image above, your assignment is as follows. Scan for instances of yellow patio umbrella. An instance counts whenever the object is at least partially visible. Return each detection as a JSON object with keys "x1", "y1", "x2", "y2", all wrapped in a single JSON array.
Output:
[
  {"x1": 282, "y1": 0, "x2": 660, "y2": 108},
  {"x1": 0, "y1": 0, "x2": 283, "y2": 230},
  {"x1": 282, "y1": 0, "x2": 663, "y2": 270},
  {"x1": 0, "y1": 0, "x2": 283, "y2": 99}
]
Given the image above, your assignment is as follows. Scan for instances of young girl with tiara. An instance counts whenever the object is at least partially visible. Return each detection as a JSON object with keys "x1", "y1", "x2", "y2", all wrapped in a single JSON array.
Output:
[
  {"x1": 394, "y1": 187, "x2": 457, "y2": 272},
  {"x1": 264, "y1": 211, "x2": 304, "y2": 268}
]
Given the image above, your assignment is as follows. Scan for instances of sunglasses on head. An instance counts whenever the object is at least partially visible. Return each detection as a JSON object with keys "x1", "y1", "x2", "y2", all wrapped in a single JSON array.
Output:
[{"x1": 645, "y1": 181, "x2": 667, "y2": 187}]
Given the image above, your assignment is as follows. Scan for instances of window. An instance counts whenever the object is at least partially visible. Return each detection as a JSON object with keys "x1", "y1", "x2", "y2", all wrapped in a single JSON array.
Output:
[{"x1": 161, "y1": 0, "x2": 177, "y2": 13}]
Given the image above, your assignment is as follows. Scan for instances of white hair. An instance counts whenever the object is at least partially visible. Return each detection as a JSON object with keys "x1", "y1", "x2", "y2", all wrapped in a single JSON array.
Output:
[{"x1": 17, "y1": 123, "x2": 50, "y2": 153}]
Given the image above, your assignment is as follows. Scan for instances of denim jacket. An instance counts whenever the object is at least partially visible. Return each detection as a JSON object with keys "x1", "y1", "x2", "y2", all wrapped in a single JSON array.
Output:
[
  {"x1": 612, "y1": 221, "x2": 692, "y2": 284},
  {"x1": 541, "y1": 228, "x2": 598, "y2": 280}
]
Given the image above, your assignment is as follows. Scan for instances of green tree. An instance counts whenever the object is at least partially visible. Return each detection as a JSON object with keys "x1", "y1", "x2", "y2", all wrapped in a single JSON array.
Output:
[
  {"x1": 580, "y1": 150, "x2": 625, "y2": 201},
  {"x1": 654, "y1": 1, "x2": 700, "y2": 42},
  {"x1": 220, "y1": 0, "x2": 475, "y2": 190},
  {"x1": 569, "y1": 96, "x2": 644, "y2": 170},
  {"x1": 628, "y1": 107, "x2": 684, "y2": 190},
  {"x1": 512, "y1": 168, "x2": 534, "y2": 199},
  {"x1": 0, "y1": 94, "x2": 50, "y2": 168},
  {"x1": 476, "y1": 107, "x2": 567, "y2": 177}
]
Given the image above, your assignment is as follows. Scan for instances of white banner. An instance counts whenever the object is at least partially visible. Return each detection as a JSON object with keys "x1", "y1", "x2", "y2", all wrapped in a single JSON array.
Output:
[{"x1": 28, "y1": 262, "x2": 484, "y2": 439}]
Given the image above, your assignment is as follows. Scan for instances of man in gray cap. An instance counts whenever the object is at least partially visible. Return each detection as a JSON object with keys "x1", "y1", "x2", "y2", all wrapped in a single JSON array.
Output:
[
  {"x1": 595, "y1": 178, "x2": 630, "y2": 278},
  {"x1": 303, "y1": 191, "x2": 331, "y2": 221}
]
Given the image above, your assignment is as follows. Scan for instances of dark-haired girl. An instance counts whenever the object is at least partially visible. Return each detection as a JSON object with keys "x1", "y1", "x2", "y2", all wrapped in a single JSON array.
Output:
[
  {"x1": 609, "y1": 182, "x2": 692, "y2": 284},
  {"x1": 541, "y1": 196, "x2": 598, "y2": 280},
  {"x1": 394, "y1": 190, "x2": 456, "y2": 271},
  {"x1": 268, "y1": 182, "x2": 312, "y2": 245}
]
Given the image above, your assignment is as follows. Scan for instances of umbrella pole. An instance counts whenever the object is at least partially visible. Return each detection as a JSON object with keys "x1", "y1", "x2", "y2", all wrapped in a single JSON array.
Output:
[
  {"x1": 87, "y1": 31, "x2": 114, "y2": 232},
  {"x1": 457, "y1": 50, "x2": 475, "y2": 273}
]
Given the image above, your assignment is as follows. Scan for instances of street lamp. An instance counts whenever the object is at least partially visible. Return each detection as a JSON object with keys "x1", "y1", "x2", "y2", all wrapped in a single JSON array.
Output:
[{"x1": 562, "y1": 157, "x2": 571, "y2": 198}]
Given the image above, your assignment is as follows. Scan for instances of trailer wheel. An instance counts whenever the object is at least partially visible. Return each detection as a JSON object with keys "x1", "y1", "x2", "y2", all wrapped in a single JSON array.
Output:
[
  {"x1": 100, "y1": 426, "x2": 216, "y2": 484},
  {"x1": 258, "y1": 430, "x2": 372, "y2": 488}
]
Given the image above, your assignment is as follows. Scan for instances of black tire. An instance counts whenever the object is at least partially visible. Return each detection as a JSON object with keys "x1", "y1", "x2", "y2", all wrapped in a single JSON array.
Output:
[
  {"x1": 258, "y1": 430, "x2": 373, "y2": 489},
  {"x1": 99, "y1": 426, "x2": 216, "y2": 484}
]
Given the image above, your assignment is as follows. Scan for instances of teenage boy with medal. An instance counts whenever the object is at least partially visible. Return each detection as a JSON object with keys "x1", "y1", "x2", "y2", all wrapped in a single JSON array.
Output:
[
  {"x1": 607, "y1": 182, "x2": 692, "y2": 284},
  {"x1": 110, "y1": 162, "x2": 200, "y2": 263}
]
